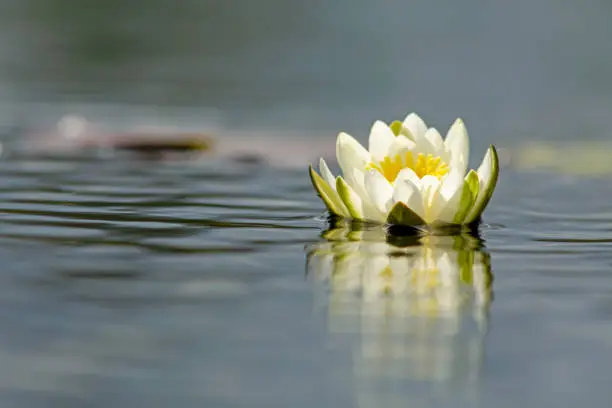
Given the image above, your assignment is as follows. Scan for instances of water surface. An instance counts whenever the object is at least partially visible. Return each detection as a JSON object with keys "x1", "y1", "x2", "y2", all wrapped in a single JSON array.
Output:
[
  {"x1": 0, "y1": 0, "x2": 612, "y2": 407},
  {"x1": 0, "y1": 147, "x2": 610, "y2": 407}
]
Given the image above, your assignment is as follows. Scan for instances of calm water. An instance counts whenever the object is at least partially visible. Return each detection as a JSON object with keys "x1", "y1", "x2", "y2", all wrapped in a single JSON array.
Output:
[
  {"x1": 1, "y1": 1, "x2": 612, "y2": 407},
  {"x1": 1, "y1": 149, "x2": 611, "y2": 407}
]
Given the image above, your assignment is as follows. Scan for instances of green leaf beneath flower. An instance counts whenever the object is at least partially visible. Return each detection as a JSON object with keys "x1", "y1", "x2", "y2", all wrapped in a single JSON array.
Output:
[
  {"x1": 308, "y1": 165, "x2": 350, "y2": 217},
  {"x1": 386, "y1": 201, "x2": 426, "y2": 226}
]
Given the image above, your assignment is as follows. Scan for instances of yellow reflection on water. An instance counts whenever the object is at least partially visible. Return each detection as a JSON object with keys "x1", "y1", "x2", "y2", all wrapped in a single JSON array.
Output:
[{"x1": 306, "y1": 225, "x2": 493, "y2": 406}]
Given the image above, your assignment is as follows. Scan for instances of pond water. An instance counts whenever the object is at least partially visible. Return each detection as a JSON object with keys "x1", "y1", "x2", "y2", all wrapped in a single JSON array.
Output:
[
  {"x1": 1, "y1": 1, "x2": 612, "y2": 407},
  {"x1": 1, "y1": 144, "x2": 611, "y2": 408}
]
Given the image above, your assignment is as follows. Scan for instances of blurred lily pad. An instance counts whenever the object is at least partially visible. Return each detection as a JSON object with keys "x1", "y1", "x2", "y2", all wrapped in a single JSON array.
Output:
[{"x1": 505, "y1": 141, "x2": 612, "y2": 176}]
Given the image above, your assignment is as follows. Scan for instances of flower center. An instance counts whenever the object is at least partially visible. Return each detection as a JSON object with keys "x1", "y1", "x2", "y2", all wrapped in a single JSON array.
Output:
[{"x1": 368, "y1": 152, "x2": 449, "y2": 182}]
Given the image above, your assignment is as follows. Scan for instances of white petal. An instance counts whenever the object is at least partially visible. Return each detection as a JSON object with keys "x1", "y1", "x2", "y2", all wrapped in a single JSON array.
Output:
[
  {"x1": 424, "y1": 128, "x2": 445, "y2": 156},
  {"x1": 336, "y1": 132, "x2": 371, "y2": 176},
  {"x1": 319, "y1": 158, "x2": 337, "y2": 191},
  {"x1": 478, "y1": 149, "x2": 493, "y2": 180},
  {"x1": 420, "y1": 175, "x2": 441, "y2": 206},
  {"x1": 340, "y1": 167, "x2": 384, "y2": 221},
  {"x1": 402, "y1": 113, "x2": 428, "y2": 140},
  {"x1": 450, "y1": 157, "x2": 468, "y2": 177},
  {"x1": 445, "y1": 118, "x2": 469, "y2": 175},
  {"x1": 336, "y1": 176, "x2": 385, "y2": 222},
  {"x1": 364, "y1": 169, "x2": 394, "y2": 214},
  {"x1": 368, "y1": 121, "x2": 396, "y2": 162},
  {"x1": 419, "y1": 175, "x2": 442, "y2": 223},
  {"x1": 388, "y1": 135, "x2": 417, "y2": 157},
  {"x1": 439, "y1": 170, "x2": 464, "y2": 200},
  {"x1": 393, "y1": 167, "x2": 420, "y2": 187},
  {"x1": 435, "y1": 171, "x2": 465, "y2": 223},
  {"x1": 392, "y1": 178, "x2": 426, "y2": 220},
  {"x1": 349, "y1": 168, "x2": 369, "y2": 199}
]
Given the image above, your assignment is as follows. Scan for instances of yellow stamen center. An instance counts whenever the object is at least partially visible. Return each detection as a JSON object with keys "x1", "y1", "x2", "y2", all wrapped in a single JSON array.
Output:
[{"x1": 367, "y1": 152, "x2": 449, "y2": 182}]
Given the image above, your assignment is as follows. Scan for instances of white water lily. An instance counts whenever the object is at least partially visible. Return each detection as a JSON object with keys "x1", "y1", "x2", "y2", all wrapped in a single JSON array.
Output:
[{"x1": 309, "y1": 113, "x2": 499, "y2": 227}]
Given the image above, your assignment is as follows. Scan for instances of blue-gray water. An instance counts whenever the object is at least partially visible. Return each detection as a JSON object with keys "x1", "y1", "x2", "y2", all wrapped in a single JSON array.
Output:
[{"x1": 1, "y1": 1, "x2": 612, "y2": 407}]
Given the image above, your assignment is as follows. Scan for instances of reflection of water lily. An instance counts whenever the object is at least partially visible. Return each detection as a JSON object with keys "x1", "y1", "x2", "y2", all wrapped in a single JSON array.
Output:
[
  {"x1": 309, "y1": 228, "x2": 492, "y2": 318},
  {"x1": 309, "y1": 113, "x2": 499, "y2": 227},
  {"x1": 306, "y1": 226, "x2": 493, "y2": 389}
]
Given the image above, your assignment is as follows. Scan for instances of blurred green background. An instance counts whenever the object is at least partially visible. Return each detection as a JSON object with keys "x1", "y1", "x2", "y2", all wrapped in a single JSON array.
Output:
[{"x1": 2, "y1": 0, "x2": 612, "y2": 143}]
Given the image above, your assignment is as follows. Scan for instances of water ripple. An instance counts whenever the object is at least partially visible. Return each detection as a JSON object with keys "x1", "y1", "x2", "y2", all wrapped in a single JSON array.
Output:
[{"x1": 0, "y1": 153, "x2": 611, "y2": 408}]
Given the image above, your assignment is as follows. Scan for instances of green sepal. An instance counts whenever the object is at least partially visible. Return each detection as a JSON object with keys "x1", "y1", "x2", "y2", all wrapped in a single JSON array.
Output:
[
  {"x1": 386, "y1": 201, "x2": 426, "y2": 226},
  {"x1": 452, "y1": 170, "x2": 480, "y2": 224},
  {"x1": 390, "y1": 121, "x2": 403, "y2": 136},
  {"x1": 465, "y1": 145, "x2": 500, "y2": 225},
  {"x1": 336, "y1": 176, "x2": 364, "y2": 220},
  {"x1": 308, "y1": 165, "x2": 349, "y2": 217}
]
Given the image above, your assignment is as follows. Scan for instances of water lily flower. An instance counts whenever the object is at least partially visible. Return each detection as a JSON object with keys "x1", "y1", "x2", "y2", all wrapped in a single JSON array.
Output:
[{"x1": 309, "y1": 113, "x2": 499, "y2": 227}]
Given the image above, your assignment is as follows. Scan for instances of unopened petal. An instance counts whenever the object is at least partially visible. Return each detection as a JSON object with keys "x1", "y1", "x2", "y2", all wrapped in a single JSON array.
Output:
[{"x1": 464, "y1": 145, "x2": 500, "y2": 224}]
